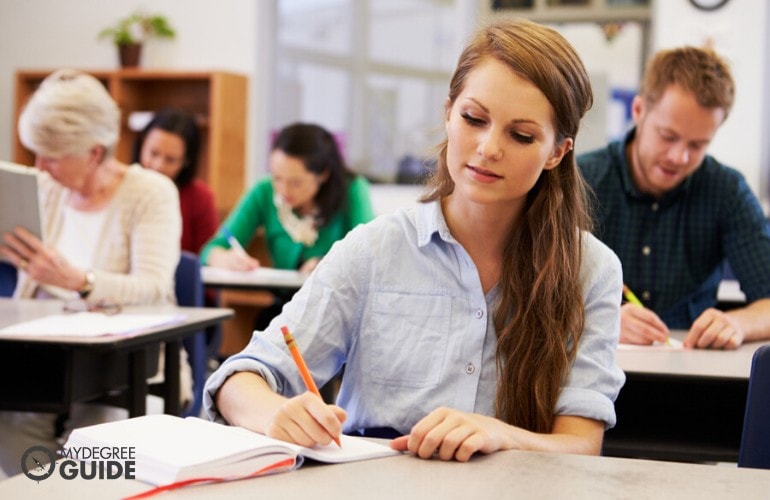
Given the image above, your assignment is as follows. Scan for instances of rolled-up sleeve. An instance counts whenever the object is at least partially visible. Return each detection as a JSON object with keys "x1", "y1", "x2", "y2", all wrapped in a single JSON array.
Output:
[
  {"x1": 203, "y1": 223, "x2": 368, "y2": 423},
  {"x1": 555, "y1": 233, "x2": 626, "y2": 428}
]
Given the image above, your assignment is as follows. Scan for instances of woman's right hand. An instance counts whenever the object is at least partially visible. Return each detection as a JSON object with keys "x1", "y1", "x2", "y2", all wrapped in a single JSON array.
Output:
[
  {"x1": 207, "y1": 247, "x2": 260, "y2": 271},
  {"x1": 216, "y1": 372, "x2": 345, "y2": 448},
  {"x1": 266, "y1": 392, "x2": 346, "y2": 448}
]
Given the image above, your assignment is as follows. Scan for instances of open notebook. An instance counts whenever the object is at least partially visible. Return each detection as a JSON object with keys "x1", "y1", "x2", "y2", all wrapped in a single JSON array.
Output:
[{"x1": 63, "y1": 414, "x2": 400, "y2": 492}]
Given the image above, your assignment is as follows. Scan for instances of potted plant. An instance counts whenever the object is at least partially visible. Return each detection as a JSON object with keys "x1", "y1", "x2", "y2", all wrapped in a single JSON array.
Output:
[{"x1": 98, "y1": 12, "x2": 176, "y2": 68}]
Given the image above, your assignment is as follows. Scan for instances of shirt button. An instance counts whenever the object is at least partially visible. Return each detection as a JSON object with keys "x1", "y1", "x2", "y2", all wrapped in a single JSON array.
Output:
[
  {"x1": 465, "y1": 364, "x2": 476, "y2": 375},
  {"x1": 651, "y1": 202, "x2": 659, "y2": 212},
  {"x1": 642, "y1": 291, "x2": 651, "y2": 300},
  {"x1": 642, "y1": 246, "x2": 651, "y2": 256},
  {"x1": 475, "y1": 309, "x2": 484, "y2": 319}
]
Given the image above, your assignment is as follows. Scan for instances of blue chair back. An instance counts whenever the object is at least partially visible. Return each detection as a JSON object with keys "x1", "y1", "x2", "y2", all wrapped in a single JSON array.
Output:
[
  {"x1": 0, "y1": 261, "x2": 18, "y2": 297},
  {"x1": 175, "y1": 251, "x2": 207, "y2": 417},
  {"x1": 738, "y1": 344, "x2": 770, "y2": 469}
]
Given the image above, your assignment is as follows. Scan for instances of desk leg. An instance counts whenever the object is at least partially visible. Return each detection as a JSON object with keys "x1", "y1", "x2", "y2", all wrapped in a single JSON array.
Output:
[
  {"x1": 128, "y1": 350, "x2": 147, "y2": 417},
  {"x1": 164, "y1": 340, "x2": 181, "y2": 416}
]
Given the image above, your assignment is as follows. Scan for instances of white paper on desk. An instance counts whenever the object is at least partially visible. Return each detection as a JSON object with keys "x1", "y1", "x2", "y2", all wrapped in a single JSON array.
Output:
[
  {"x1": 616, "y1": 337, "x2": 685, "y2": 351},
  {"x1": 0, "y1": 312, "x2": 186, "y2": 337}
]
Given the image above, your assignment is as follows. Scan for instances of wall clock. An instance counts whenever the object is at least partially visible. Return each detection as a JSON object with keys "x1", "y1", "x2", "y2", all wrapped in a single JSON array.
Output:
[{"x1": 689, "y1": 0, "x2": 730, "y2": 11}]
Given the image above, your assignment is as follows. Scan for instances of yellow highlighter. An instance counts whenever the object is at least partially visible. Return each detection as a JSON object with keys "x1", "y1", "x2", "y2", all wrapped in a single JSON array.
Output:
[
  {"x1": 622, "y1": 284, "x2": 643, "y2": 307},
  {"x1": 622, "y1": 284, "x2": 671, "y2": 346}
]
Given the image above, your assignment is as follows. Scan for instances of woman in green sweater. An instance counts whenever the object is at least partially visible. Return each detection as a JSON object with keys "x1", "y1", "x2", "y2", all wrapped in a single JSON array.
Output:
[{"x1": 201, "y1": 123, "x2": 375, "y2": 274}]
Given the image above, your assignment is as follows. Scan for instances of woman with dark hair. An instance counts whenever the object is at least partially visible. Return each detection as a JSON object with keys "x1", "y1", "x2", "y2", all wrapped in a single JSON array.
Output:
[
  {"x1": 205, "y1": 19, "x2": 624, "y2": 460},
  {"x1": 133, "y1": 107, "x2": 218, "y2": 254},
  {"x1": 201, "y1": 122, "x2": 374, "y2": 274}
]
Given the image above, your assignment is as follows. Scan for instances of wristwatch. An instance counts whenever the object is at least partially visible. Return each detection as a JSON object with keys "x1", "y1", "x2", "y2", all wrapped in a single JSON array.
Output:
[{"x1": 78, "y1": 270, "x2": 96, "y2": 299}]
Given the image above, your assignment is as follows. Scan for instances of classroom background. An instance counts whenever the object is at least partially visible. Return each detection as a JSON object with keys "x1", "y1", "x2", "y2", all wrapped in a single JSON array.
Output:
[{"x1": 0, "y1": 0, "x2": 768, "y2": 209}]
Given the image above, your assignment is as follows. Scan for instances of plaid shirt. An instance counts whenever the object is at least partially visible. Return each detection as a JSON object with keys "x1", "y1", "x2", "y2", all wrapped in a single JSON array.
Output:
[{"x1": 578, "y1": 128, "x2": 770, "y2": 328}]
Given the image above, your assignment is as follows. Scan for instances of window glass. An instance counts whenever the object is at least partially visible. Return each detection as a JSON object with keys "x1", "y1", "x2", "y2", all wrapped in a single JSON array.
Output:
[
  {"x1": 278, "y1": 0, "x2": 351, "y2": 56},
  {"x1": 368, "y1": 0, "x2": 457, "y2": 71}
]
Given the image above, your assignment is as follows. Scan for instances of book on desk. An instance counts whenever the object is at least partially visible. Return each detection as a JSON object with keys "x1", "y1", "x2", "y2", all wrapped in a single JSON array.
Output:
[{"x1": 63, "y1": 414, "x2": 400, "y2": 491}]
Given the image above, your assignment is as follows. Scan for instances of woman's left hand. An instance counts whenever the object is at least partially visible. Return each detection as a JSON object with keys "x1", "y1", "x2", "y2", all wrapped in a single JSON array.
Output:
[
  {"x1": 1, "y1": 226, "x2": 83, "y2": 290},
  {"x1": 390, "y1": 407, "x2": 515, "y2": 462}
]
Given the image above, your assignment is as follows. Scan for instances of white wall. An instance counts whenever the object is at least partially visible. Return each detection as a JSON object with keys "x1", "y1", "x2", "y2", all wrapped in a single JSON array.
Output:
[
  {"x1": 0, "y1": 1, "x2": 768, "y2": 203},
  {"x1": 652, "y1": 0, "x2": 769, "y2": 205},
  {"x1": 0, "y1": 0, "x2": 264, "y2": 183}
]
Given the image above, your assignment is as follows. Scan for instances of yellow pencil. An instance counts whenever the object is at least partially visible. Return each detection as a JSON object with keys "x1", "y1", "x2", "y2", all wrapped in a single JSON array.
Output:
[{"x1": 281, "y1": 325, "x2": 341, "y2": 447}]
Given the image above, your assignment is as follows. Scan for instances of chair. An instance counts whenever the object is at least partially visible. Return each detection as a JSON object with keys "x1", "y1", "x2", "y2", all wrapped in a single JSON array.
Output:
[
  {"x1": 0, "y1": 261, "x2": 18, "y2": 297},
  {"x1": 738, "y1": 344, "x2": 770, "y2": 469},
  {"x1": 174, "y1": 251, "x2": 207, "y2": 417}
]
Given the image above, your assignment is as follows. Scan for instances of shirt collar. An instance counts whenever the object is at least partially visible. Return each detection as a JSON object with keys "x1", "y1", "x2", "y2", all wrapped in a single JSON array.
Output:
[
  {"x1": 415, "y1": 200, "x2": 456, "y2": 247},
  {"x1": 617, "y1": 127, "x2": 692, "y2": 203}
]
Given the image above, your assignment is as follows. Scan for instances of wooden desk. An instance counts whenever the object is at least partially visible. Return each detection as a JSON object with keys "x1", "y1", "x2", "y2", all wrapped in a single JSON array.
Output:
[
  {"x1": 0, "y1": 299, "x2": 232, "y2": 417},
  {"x1": 1, "y1": 447, "x2": 768, "y2": 498},
  {"x1": 606, "y1": 331, "x2": 770, "y2": 462}
]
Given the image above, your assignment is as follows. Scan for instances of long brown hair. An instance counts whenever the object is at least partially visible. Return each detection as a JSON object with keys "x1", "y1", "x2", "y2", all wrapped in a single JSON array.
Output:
[{"x1": 421, "y1": 19, "x2": 594, "y2": 433}]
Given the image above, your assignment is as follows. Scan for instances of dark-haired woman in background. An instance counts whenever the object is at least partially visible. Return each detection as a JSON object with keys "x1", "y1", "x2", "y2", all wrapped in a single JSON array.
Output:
[
  {"x1": 201, "y1": 122, "x2": 374, "y2": 274},
  {"x1": 133, "y1": 107, "x2": 219, "y2": 254}
]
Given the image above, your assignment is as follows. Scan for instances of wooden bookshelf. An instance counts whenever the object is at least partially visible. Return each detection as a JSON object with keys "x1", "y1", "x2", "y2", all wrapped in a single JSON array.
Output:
[{"x1": 13, "y1": 69, "x2": 248, "y2": 216}]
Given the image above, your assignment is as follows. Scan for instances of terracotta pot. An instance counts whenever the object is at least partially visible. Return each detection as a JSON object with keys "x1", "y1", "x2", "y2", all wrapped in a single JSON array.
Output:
[{"x1": 118, "y1": 43, "x2": 142, "y2": 68}]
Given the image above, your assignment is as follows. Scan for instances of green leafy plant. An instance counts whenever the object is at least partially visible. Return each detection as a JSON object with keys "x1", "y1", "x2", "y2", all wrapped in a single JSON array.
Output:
[{"x1": 98, "y1": 12, "x2": 176, "y2": 46}]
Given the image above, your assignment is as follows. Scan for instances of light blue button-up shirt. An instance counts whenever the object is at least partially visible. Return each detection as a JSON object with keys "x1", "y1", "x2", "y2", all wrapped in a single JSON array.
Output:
[{"x1": 204, "y1": 201, "x2": 625, "y2": 433}]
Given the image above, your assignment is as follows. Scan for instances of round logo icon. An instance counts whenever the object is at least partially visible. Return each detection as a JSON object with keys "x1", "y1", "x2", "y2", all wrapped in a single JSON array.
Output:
[{"x1": 21, "y1": 445, "x2": 56, "y2": 482}]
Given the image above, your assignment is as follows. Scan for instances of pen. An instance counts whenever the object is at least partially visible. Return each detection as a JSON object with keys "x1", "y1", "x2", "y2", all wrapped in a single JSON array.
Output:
[
  {"x1": 623, "y1": 284, "x2": 671, "y2": 346},
  {"x1": 280, "y1": 325, "x2": 341, "y2": 448},
  {"x1": 221, "y1": 228, "x2": 248, "y2": 258}
]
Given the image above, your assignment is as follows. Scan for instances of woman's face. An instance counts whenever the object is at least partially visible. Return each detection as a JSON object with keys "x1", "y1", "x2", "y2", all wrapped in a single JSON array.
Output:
[
  {"x1": 140, "y1": 128, "x2": 187, "y2": 180},
  {"x1": 444, "y1": 57, "x2": 571, "y2": 216},
  {"x1": 270, "y1": 150, "x2": 327, "y2": 213},
  {"x1": 35, "y1": 148, "x2": 99, "y2": 192}
]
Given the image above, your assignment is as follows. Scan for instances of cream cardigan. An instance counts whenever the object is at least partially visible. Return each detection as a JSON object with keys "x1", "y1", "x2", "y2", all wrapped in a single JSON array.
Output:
[{"x1": 15, "y1": 164, "x2": 181, "y2": 305}]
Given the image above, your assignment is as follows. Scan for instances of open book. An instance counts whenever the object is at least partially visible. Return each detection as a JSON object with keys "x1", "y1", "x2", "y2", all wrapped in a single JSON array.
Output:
[
  {"x1": 0, "y1": 161, "x2": 43, "y2": 262},
  {"x1": 63, "y1": 414, "x2": 401, "y2": 488}
]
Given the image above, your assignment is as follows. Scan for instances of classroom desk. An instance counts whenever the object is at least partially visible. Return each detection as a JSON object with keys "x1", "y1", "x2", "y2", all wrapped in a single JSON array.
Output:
[
  {"x1": 201, "y1": 266, "x2": 308, "y2": 359},
  {"x1": 605, "y1": 330, "x2": 770, "y2": 463},
  {"x1": 1, "y1": 446, "x2": 769, "y2": 499},
  {"x1": 0, "y1": 299, "x2": 232, "y2": 417},
  {"x1": 201, "y1": 266, "x2": 307, "y2": 291}
]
